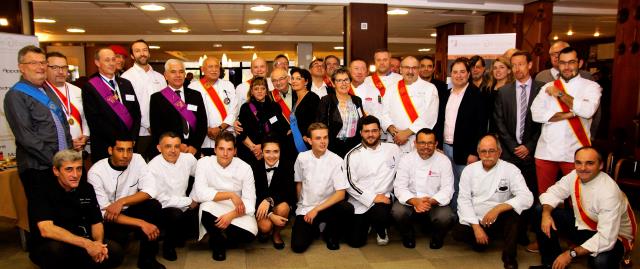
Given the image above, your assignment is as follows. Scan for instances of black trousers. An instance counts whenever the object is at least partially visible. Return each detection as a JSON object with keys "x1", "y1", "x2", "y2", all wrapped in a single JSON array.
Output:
[
  {"x1": 104, "y1": 199, "x2": 162, "y2": 263},
  {"x1": 535, "y1": 205, "x2": 625, "y2": 268},
  {"x1": 201, "y1": 211, "x2": 255, "y2": 252},
  {"x1": 291, "y1": 200, "x2": 354, "y2": 253},
  {"x1": 20, "y1": 168, "x2": 54, "y2": 202},
  {"x1": 30, "y1": 239, "x2": 124, "y2": 269},
  {"x1": 391, "y1": 201, "x2": 454, "y2": 242},
  {"x1": 452, "y1": 210, "x2": 520, "y2": 264},
  {"x1": 161, "y1": 207, "x2": 199, "y2": 249},
  {"x1": 347, "y1": 203, "x2": 392, "y2": 248}
]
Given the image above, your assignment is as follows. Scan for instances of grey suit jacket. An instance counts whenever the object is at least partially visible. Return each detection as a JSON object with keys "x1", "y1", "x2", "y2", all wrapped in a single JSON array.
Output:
[{"x1": 534, "y1": 68, "x2": 593, "y2": 84}]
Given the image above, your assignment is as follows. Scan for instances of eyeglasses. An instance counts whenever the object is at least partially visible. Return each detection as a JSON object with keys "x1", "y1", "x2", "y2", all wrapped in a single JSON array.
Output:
[
  {"x1": 48, "y1": 65, "x2": 69, "y2": 71},
  {"x1": 21, "y1": 61, "x2": 48, "y2": 66},
  {"x1": 558, "y1": 60, "x2": 579, "y2": 66},
  {"x1": 478, "y1": 149, "x2": 499, "y2": 155},
  {"x1": 334, "y1": 78, "x2": 350, "y2": 84},
  {"x1": 416, "y1": 141, "x2": 436, "y2": 146}
]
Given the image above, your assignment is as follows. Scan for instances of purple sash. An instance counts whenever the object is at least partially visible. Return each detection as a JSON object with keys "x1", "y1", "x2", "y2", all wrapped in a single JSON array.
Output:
[
  {"x1": 160, "y1": 87, "x2": 197, "y2": 131},
  {"x1": 88, "y1": 76, "x2": 134, "y2": 130}
]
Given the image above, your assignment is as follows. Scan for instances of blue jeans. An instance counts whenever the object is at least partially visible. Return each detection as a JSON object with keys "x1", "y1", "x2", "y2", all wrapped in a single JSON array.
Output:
[{"x1": 443, "y1": 144, "x2": 466, "y2": 211}]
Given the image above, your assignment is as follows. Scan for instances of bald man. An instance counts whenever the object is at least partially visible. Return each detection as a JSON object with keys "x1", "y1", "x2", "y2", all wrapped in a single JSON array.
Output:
[{"x1": 235, "y1": 57, "x2": 273, "y2": 108}]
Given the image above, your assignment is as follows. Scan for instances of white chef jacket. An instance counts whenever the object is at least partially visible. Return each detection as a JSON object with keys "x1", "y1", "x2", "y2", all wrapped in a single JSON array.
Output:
[
  {"x1": 345, "y1": 142, "x2": 401, "y2": 214},
  {"x1": 359, "y1": 72, "x2": 402, "y2": 119},
  {"x1": 52, "y1": 82, "x2": 90, "y2": 140},
  {"x1": 148, "y1": 152, "x2": 197, "y2": 211},
  {"x1": 88, "y1": 153, "x2": 158, "y2": 217},
  {"x1": 395, "y1": 150, "x2": 454, "y2": 207},
  {"x1": 540, "y1": 170, "x2": 635, "y2": 255},
  {"x1": 191, "y1": 78, "x2": 237, "y2": 149},
  {"x1": 457, "y1": 160, "x2": 533, "y2": 226},
  {"x1": 193, "y1": 156, "x2": 257, "y2": 239},
  {"x1": 531, "y1": 76, "x2": 601, "y2": 162},
  {"x1": 294, "y1": 150, "x2": 349, "y2": 216},
  {"x1": 121, "y1": 64, "x2": 167, "y2": 136},
  {"x1": 381, "y1": 78, "x2": 439, "y2": 154}
]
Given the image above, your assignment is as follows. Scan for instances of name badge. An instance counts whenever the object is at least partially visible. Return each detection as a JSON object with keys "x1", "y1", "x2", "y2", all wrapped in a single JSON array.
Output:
[
  {"x1": 125, "y1": 94, "x2": 135, "y2": 101},
  {"x1": 269, "y1": 116, "x2": 278, "y2": 124},
  {"x1": 187, "y1": 104, "x2": 198, "y2": 111}
]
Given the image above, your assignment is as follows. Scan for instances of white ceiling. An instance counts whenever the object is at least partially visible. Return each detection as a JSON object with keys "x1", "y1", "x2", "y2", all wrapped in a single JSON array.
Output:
[{"x1": 34, "y1": 0, "x2": 618, "y2": 61}]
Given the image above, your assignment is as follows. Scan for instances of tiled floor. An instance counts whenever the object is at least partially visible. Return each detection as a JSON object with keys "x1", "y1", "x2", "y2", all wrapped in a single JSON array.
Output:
[{"x1": 1, "y1": 221, "x2": 637, "y2": 269}]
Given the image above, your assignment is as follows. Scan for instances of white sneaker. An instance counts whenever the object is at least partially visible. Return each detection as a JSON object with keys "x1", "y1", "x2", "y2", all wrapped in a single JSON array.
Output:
[{"x1": 376, "y1": 230, "x2": 389, "y2": 246}]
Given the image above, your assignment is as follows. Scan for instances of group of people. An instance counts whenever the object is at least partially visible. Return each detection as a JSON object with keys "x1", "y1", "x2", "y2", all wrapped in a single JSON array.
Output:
[{"x1": 3, "y1": 38, "x2": 635, "y2": 269}]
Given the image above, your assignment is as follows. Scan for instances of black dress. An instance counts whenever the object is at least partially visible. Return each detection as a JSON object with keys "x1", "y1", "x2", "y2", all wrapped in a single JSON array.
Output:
[{"x1": 237, "y1": 99, "x2": 290, "y2": 165}]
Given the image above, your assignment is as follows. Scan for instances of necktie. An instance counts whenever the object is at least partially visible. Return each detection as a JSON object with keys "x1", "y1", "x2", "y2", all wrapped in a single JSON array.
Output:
[
  {"x1": 41, "y1": 88, "x2": 68, "y2": 151},
  {"x1": 109, "y1": 79, "x2": 116, "y2": 89},
  {"x1": 176, "y1": 90, "x2": 189, "y2": 136},
  {"x1": 518, "y1": 84, "x2": 528, "y2": 143}
]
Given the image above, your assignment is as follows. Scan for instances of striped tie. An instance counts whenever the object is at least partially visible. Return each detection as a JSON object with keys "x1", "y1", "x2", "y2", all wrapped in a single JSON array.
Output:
[{"x1": 518, "y1": 84, "x2": 528, "y2": 143}]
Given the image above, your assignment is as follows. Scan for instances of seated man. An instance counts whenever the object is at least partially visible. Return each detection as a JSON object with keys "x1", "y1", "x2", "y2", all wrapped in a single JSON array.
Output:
[
  {"x1": 392, "y1": 128, "x2": 455, "y2": 249},
  {"x1": 345, "y1": 115, "x2": 401, "y2": 247},
  {"x1": 88, "y1": 136, "x2": 164, "y2": 269},
  {"x1": 291, "y1": 123, "x2": 354, "y2": 253},
  {"x1": 453, "y1": 134, "x2": 533, "y2": 269},
  {"x1": 531, "y1": 146, "x2": 636, "y2": 269},
  {"x1": 193, "y1": 131, "x2": 257, "y2": 261},
  {"x1": 148, "y1": 132, "x2": 199, "y2": 261},
  {"x1": 29, "y1": 149, "x2": 123, "y2": 269}
]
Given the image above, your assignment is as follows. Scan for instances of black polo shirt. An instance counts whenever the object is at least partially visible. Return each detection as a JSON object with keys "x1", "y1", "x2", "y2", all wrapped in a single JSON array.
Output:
[{"x1": 29, "y1": 178, "x2": 103, "y2": 245}]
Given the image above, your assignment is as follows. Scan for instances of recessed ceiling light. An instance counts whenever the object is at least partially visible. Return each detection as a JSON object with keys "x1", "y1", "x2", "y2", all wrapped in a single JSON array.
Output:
[
  {"x1": 387, "y1": 9, "x2": 409, "y2": 15},
  {"x1": 593, "y1": 31, "x2": 600, "y2": 37},
  {"x1": 213, "y1": 44, "x2": 222, "y2": 48},
  {"x1": 242, "y1": 45, "x2": 255, "y2": 49},
  {"x1": 159, "y1": 18, "x2": 179, "y2": 24},
  {"x1": 248, "y1": 19, "x2": 267, "y2": 25},
  {"x1": 140, "y1": 4, "x2": 165, "y2": 11},
  {"x1": 553, "y1": 35, "x2": 559, "y2": 40},
  {"x1": 34, "y1": 18, "x2": 56, "y2": 23},
  {"x1": 418, "y1": 48, "x2": 431, "y2": 52},
  {"x1": 251, "y1": 5, "x2": 273, "y2": 12},
  {"x1": 149, "y1": 45, "x2": 160, "y2": 49},
  {"x1": 334, "y1": 46, "x2": 344, "y2": 50},
  {"x1": 0, "y1": 18, "x2": 8, "y2": 26},
  {"x1": 246, "y1": 29, "x2": 263, "y2": 34},
  {"x1": 430, "y1": 33, "x2": 437, "y2": 37},
  {"x1": 567, "y1": 30, "x2": 573, "y2": 36},
  {"x1": 171, "y1": 27, "x2": 189, "y2": 33},
  {"x1": 66, "y1": 28, "x2": 85, "y2": 33}
]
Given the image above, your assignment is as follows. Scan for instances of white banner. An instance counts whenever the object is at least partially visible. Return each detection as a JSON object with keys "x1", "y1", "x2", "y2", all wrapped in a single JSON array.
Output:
[
  {"x1": 0, "y1": 33, "x2": 39, "y2": 160},
  {"x1": 448, "y1": 33, "x2": 517, "y2": 59}
]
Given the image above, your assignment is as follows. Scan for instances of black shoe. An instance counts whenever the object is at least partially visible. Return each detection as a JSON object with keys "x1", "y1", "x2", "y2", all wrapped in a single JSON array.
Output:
[
  {"x1": 402, "y1": 237, "x2": 416, "y2": 249},
  {"x1": 326, "y1": 239, "x2": 340, "y2": 250},
  {"x1": 528, "y1": 266, "x2": 551, "y2": 269},
  {"x1": 273, "y1": 241, "x2": 285, "y2": 250},
  {"x1": 162, "y1": 247, "x2": 177, "y2": 261},
  {"x1": 137, "y1": 259, "x2": 166, "y2": 269},
  {"x1": 211, "y1": 249, "x2": 226, "y2": 261},
  {"x1": 429, "y1": 238, "x2": 444, "y2": 249},
  {"x1": 504, "y1": 260, "x2": 518, "y2": 269},
  {"x1": 257, "y1": 233, "x2": 270, "y2": 243}
]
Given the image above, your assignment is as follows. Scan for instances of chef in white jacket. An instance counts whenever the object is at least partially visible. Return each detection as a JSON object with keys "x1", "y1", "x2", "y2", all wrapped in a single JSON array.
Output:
[
  {"x1": 193, "y1": 131, "x2": 256, "y2": 262},
  {"x1": 453, "y1": 134, "x2": 533, "y2": 269},
  {"x1": 148, "y1": 132, "x2": 198, "y2": 261}
]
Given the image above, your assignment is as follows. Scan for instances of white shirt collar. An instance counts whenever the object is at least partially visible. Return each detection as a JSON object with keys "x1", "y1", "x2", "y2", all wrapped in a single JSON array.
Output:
[{"x1": 265, "y1": 160, "x2": 280, "y2": 170}]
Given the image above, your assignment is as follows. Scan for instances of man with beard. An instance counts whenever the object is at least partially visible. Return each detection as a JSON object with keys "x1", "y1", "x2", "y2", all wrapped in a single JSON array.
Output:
[
  {"x1": 418, "y1": 56, "x2": 448, "y2": 100},
  {"x1": 469, "y1": 55, "x2": 487, "y2": 89},
  {"x1": 389, "y1": 57, "x2": 401, "y2": 74},
  {"x1": 530, "y1": 47, "x2": 601, "y2": 195},
  {"x1": 122, "y1": 39, "x2": 167, "y2": 160},
  {"x1": 361, "y1": 50, "x2": 402, "y2": 136},
  {"x1": 344, "y1": 116, "x2": 401, "y2": 248},
  {"x1": 535, "y1": 41, "x2": 593, "y2": 83}
]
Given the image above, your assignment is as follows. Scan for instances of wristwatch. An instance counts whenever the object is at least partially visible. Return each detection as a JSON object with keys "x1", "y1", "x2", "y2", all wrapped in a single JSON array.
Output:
[{"x1": 569, "y1": 248, "x2": 577, "y2": 258}]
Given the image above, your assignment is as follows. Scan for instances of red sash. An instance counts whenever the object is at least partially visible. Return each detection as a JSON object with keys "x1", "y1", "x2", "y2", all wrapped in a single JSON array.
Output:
[
  {"x1": 574, "y1": 176, "x2": 636, "y2": 252},
  {"x1": 349, "y1": 85, "x2": 355, "y2": 96},
  {"x1": 553, "y1": 80, "x2": 591, "y2": 147},
  {"x1": 398, "y1": 80, "x2": 418, "y2": 123},
  {"x1": 200, "y1": 79, "x2": 227, "y2": 120},
  {"x1": 371, "y1": 73, "x2": 387, "y2": 97},
  {"x1": 323, "y1": 76, "x2": 334, "y2": 88},
  {"x1": 271, "y1": 89, "x2": 291, "y2": 123},
  {"x1": 46, "y1": 81, "x2": 82, "y2": 132}
]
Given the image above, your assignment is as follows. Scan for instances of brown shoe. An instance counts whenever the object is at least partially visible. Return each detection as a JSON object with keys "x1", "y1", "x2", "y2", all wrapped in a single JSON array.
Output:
[{"x1": 526, "y1": 241, "x2": 539, "y2": 253}]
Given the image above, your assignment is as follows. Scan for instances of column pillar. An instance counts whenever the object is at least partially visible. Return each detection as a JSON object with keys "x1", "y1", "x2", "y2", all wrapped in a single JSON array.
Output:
[
  {"x1": 345, "y1": 3, "x2": 387, "y2": 65},
  {"x1": 435, "y1": 23, "x2": 464, "y2": 79},
  {"x1": 296, "y1": 42, "x2": 313, "y2": 69},
  {"x1": 520, "y1": 0, "x2": 553, "y2": 73}
]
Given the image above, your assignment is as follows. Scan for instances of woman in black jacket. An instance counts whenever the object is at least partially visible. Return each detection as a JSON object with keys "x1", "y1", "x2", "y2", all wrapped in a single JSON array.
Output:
[
  {"x1": 237, "y1": 77, "x2": 290, "y2": 164},
  {"x1": 289, "y1": 67, "x2": 319, "y2": 154},
  {"x1": 317, "y1": 68, "x2": 365, "y2": 157}
]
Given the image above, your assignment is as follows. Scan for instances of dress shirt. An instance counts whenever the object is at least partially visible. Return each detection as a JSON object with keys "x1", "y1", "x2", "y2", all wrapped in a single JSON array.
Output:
[
  {"x1": 444, "y1": 84, "x2": 468, "y2": 144},
  {"x1": 310, "y1": 81, "x2": 329, "y2": 98},
  {"x1": 514, "y1": 78, "x2": 532, "y2": 144},
  {"x1": 52, "y1": 82, "x2": 90, "y2": 139},
  {"x1": 87, "y1": 153, "x2": 157, "y2": 216},
  {"x1": 294, "y1": 150, "x2": 349, "y2": 215},
  {"x1": 457, "y1": 160, "x2": 533, "y2": 226},
  {"x1": 531, "y1": 76, "x2": 602, "y2": 162},
  {"x1": 148, "y1": 152, "x2": 197, "y2": 211},
  {"x1": 265, "y1": 160, "x2": 279, "y2": 186},
  {"x1": 395, "y1": 151, "x2": 455, "y2": 207},
  {"x1": 99, "y1": 73, "x2": 123, "y2": 102},
  {"x1": 540, "y1": 171, "x2": 635, "y2": 255},
  {"x1": 345, "y1": 142, "x2": 401, "y2": 214},
  {"x1": 121, "y1": 64, "x2": 167, "y2": 136},
  {"x1": 191, "y1": 79, "x2": 237, "y2": 148}
]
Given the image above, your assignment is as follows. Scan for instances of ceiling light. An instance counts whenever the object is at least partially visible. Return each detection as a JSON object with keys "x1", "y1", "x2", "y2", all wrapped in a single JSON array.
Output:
[
  {"x1": 213, "y1": 44, "x2": 222, "y2": 48},
  {"x1": 334, "y1": 46, "x2": 344, "y2": 50},
  {"x1": 251, "y1": 5, "x2": 273, "y2": 12},
  {"x1": 171, "y1": 28, "x2": 189, "y2": 33},
  {"x1": 140, "y1": 4, "x2": 165, "y2": 11},
  {"x1": 149, "y1": 45, "x2": 160, "y2": 49},
  {"x1": 0, "y1": 18, "x2": 8, "y2": 26},
  {"x1": 66, "y1": 28, "x2": 85, "y2": 33},
  {"x1": 246, "y1": 29, "x2": 263, "y2": 34},
  {"x1": 248, "y1": 19, "x2": 267, "y2": 25},
  {"x1": 159, "y1": 18, "x2": 179, "y2": 24},
  {"x1": 369, "y1": 65, "x2": 376, "y2": 73},
  {"x1": 553, "y1": 35, "x2": 559, "y2": 40},
  {"x1": 387, "y1": 9, "x2": 409, "y2": 15},
  {"x1": 567, "y1": 30, "x2": 573, "y2": 36},
  {"x1": 242, "y1": 45, "x2": 255, "y2": 49},
  {"x1": 430, "y1": 33, "x2": 437, "y2": 37},
  {"x1": 418, "y1": 48, "x2": 431, "y2": 52},
  {"x1": 593, "y1": 31, "x2": 600, "y2": 37},
  {"x1": 34, "y1": 18, "x2": 56, "y2": 23}
]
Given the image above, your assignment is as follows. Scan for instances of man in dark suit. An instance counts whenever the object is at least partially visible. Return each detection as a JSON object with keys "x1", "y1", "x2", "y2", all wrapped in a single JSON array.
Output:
[
  {"x1": 419, "y1": 55, "x2": 448, "y2": 98},
  {"x1": 150, "y1": 59, "x2": 207, "y2": 157},
  {"x1": 82, "y1": 47, "x2": 141, "y2": 163},
  {"x1": 494, "y1": 51, "x2": 543, "y2": 251}
]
